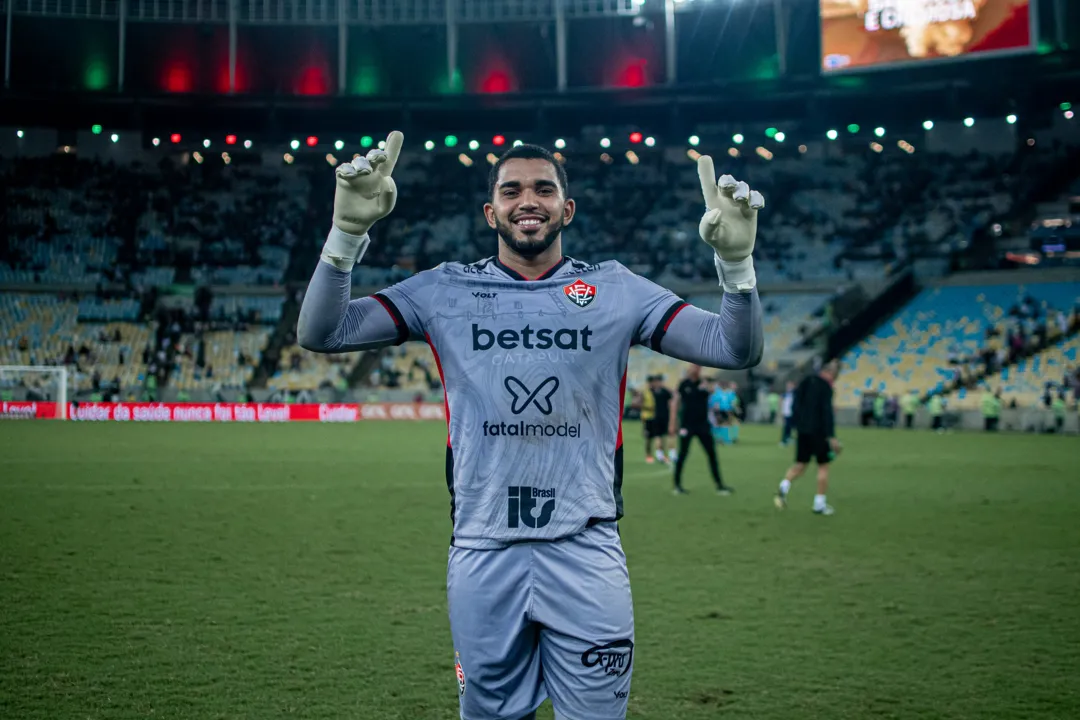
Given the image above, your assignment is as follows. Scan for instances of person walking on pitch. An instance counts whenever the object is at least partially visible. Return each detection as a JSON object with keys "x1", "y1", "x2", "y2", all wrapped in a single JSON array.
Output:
[
  {"x1": 671, "y1": 365, "x2": 734, "y2": 495},
  {"x1": 776, "y1": 360, "x2": 841, "y2": 515}
]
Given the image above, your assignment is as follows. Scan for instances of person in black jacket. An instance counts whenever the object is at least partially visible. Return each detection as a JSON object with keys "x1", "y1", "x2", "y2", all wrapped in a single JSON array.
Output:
[
  {"x1": 670, "y1": 364, "x2": 734, "y2": 495},
  {"x1": 775, "y1": 359, "x2": 842, "y2": 515}
]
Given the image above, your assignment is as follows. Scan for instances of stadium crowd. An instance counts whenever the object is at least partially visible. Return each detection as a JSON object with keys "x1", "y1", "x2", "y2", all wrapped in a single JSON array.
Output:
[{"x1": 2, "y1": 132, "x2": 1078, "y2": 424}]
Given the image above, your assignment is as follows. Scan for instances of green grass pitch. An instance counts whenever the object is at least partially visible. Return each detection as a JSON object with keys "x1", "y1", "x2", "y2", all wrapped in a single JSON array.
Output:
[{"x1": 2, "y1": 421, "x2": 1078, "y2": 719}]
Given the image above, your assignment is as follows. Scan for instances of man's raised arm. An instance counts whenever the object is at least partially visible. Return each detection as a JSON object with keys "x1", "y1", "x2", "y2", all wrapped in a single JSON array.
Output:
[
  {"x1": 655, "y1": 277, "x2": 763, "y2": 370},
  {"x1": 640, "y1": 157, "x2": 765, "y2": 369},
  {"x1": 296, "y1": 131, "x2": 411, "y2": 354},
  {"x1": 297, "y1": 230, "x2": 403, "y2": 352}
]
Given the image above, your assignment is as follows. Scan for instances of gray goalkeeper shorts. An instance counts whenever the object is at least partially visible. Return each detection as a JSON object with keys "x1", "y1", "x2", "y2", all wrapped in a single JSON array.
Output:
[{"x1": 447, "y1": 522, "x2": 635, "y2": 720}]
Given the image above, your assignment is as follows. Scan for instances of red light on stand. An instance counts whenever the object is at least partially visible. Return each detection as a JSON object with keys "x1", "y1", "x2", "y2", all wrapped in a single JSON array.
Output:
[
  {"x1": 225, "y1": 134, "x2": 237, "y2": 145},
  {"x1": 629, "y1": 132, "x2": 643, "y2": 144},
  {"x1": 170, "y1": 133, "x2": 182, "y2": 144},
  {"x1": 617, "y1": 60, "x2": 647, "y2": 89},
  {"x1": 481, "y1": 72, "x2": 512, "y2": 94},
  {"x1": 493, "y1": 135, "x2": 506, "y2": 146},
  {"x1": 306, "y1": 136, "x2": 318, "y2": 147}
]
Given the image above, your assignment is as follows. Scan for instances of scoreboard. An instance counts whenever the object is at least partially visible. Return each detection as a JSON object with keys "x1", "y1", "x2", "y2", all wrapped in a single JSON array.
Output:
[{"x1": 820, "y1": 0, "x2": 1036, "y2": 73}]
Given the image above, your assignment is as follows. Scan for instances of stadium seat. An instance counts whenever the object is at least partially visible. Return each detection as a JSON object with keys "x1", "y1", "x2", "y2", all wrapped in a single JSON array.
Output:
[{"x1": 837, "y1": 283, "x2": 1079, "y2": 406}]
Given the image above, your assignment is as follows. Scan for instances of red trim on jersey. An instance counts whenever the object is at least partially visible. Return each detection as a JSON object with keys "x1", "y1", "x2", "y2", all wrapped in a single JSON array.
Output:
[
  {"x1": 371, "y1": 293, "x2": 409, "y2": 345},
  {"x1": 662, "y1": 302, "x2": 689, "y2": 332},
  {"x1": 426, "y1": 333, "x2": 451, "y2": 448},
  {"x1": 371, "y1": 293, "x2": 396, "y2": 321},
  {"x1": 616, "y1": 369, "x2": 628, "y2": 449}
]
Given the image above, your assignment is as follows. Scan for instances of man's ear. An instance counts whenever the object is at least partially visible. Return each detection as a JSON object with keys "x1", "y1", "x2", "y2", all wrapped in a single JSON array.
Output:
[
  {"x1": 483, "y1": 203, "x2": 497, "y2": 229},
  {"x1": 562, "y1": 198, "x2": 575, "y2": 225}
]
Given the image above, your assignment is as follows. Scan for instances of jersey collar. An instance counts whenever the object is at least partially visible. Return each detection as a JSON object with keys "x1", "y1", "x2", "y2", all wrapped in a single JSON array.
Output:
[{"x1": 494, "y1": 256, "x2": 568, "y2": 282}]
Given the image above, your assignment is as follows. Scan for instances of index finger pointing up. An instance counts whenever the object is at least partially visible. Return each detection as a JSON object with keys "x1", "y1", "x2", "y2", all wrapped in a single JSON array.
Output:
[
  {"x1": 696, "y1": 154, "x2": 720, "y2": 209},
  {"x1": 380, "y1": 130, "x2": 404, "y2": 176}
]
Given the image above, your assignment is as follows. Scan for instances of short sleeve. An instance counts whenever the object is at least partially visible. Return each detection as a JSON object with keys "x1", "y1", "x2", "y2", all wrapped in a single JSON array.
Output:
[
  {"x1": 623, "y1": 267, "x2": 689, "y2": 350},
  {"x1": 371, "y1": 267, "x2": 442, "y2": 344}
]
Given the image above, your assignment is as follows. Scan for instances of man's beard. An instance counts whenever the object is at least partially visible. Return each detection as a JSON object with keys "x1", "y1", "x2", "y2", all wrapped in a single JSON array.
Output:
[{"x1": 494, "y1": 214, "x2": 564, "y2": 259}]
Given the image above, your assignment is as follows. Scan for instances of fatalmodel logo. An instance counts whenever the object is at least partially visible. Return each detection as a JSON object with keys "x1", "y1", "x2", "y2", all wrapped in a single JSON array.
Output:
[
  {"x1": 472, "y1": 324, "x2": 593, "y2": 351},
  {"x1": 507, "y1": 486, "x2": 556, "y2": 528},
  {"x1": 505, "y1": 376, "x2": 559, "y2": 415},
  {"x1": 482, "y1": 420, "x2": 580, "y2": 438},
  {"x1": 484, "y1": 375, "x2": 579, "y2": 438}
]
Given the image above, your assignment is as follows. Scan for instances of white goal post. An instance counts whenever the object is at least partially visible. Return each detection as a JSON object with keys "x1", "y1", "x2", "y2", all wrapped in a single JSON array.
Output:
[{"x1": 0, "y1": 365, "x2": 70, "y2": 420}]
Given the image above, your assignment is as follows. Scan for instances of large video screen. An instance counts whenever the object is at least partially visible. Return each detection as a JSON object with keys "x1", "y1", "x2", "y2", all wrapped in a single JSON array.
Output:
[{"x1": 821, "y1": 1, "x2": 1035, "y2": 73}]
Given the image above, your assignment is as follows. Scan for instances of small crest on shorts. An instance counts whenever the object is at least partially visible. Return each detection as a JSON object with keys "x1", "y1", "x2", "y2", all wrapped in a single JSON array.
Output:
[
  {"x1": 455, "y1": 651, "x2": 466, "y2": 696},
  {"x1": 563, "y1": 278, "x2": 597, "y2": 308}
]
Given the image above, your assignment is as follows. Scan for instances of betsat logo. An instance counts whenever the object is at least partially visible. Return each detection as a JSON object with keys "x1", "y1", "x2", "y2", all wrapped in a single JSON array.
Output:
[
  {"x1": 472, "y1": 324, "x2": 593, "y2": 352},
  {"x1": 507, "y1": 486, "x2": 556, "y2": 529}
]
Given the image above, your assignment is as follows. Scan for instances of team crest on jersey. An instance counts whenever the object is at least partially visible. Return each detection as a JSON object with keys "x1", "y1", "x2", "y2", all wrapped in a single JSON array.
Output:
[
  {"x1": 455, "y1": 652, "x2": 466, "y2": 696},
  {"x1": 563, "y1": 278, "x2": 597, "y2": 308}
]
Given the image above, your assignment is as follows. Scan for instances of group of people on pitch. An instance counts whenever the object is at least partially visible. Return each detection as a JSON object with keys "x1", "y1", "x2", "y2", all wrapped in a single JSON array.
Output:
[{"x1": 642, "y1": 360, "x2": 842, "y2": 517}]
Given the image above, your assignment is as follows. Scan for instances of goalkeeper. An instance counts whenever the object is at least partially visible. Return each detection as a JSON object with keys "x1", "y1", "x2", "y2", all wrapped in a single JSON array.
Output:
[{"x1": 297, "y1": 132, "x2": 764, "y2": 720}]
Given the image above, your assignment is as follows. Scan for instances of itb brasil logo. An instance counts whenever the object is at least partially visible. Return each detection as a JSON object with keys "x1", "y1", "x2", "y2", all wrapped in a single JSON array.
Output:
[{"x1": 507, "y1": 486, "x2": 555, "y2": 528}]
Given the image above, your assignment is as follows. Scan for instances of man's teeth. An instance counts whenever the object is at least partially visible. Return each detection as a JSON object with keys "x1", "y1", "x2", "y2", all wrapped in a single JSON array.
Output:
[{"x1": 516, "y1": 218, "x2": 542, "y2": 226}]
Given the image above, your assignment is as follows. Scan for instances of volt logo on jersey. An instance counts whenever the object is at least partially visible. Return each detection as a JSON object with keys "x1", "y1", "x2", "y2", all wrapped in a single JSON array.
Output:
[
  {"x1": 507, "y1": 486, "x2": 556, "y2": 528},
  {"x1": 505, "y1": 376, "x2": 559, "y2": 415},
  {"x1": 563, "y1": 278, "x2": 597, "y2": 308}
]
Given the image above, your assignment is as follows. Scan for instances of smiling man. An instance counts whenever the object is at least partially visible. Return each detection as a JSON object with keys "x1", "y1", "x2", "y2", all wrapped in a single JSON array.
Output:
[{"x1": 297, "y1": 135, "x2": 764, "y2": 720}]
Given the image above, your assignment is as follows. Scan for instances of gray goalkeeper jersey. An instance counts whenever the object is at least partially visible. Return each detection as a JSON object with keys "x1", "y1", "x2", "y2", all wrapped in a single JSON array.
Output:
[{"x1": 299, "y1": 242, "x2": 763, "y2": 550}]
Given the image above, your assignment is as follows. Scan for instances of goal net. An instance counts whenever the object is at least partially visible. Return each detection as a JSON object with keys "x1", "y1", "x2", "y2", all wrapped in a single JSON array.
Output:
[{"x1": 0, "y1": 365, "x2": 70, "y2": 420}]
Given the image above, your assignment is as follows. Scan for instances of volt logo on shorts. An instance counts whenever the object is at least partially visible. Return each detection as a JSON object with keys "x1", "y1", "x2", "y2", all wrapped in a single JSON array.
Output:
[
  {"x1": 581, "y1": 639, "x2": 634, "y2": 677},
  {"x1": 507, "y1": 486, "x2": 555, "y2": 529}
]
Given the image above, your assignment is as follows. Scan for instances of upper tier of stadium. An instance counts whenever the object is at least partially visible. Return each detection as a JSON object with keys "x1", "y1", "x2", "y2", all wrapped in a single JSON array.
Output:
[{"x1": 2, "y1": 112, "x2": 1078, "y2": 411}]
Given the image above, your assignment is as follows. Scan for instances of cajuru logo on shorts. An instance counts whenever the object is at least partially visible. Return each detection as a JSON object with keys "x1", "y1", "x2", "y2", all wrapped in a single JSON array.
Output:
[
  {"x1": 581, "y1": 639, "x2": 634, "y2": 677},
  {"x1": 507, "y1": 486, "x2": 555, "y2": 529}
]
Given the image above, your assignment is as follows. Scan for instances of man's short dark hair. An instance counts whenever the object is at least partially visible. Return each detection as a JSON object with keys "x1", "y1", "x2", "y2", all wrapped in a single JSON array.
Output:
[{"x1": 488, "y1": 144, "x2": 568, "y2": 200}]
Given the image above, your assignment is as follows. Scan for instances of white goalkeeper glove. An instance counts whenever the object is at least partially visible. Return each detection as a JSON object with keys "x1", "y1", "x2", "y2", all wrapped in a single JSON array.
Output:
[
  {"x1": 322, "y1": 130, "x2": 403, "y2": 271},
  {"x1": 696, "y1": 155, "x2": 765, "y2": 293}
]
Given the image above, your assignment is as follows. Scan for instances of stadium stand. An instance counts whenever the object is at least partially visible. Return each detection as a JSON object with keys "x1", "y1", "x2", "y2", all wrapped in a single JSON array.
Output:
[
  {"x1": 169, "y1": 328, "x2": 272, "y2": 394},
  {"x1": 311, "y1": 150, "x2": 902, "y2": 289},
  {"x1": 950, "y1": 335, "x2": 1080, "y2": 411},
  {"x1": 836, "y1": 282, "x2": 1079, "y2": 407},
  {"x1": 3, "y1": 131, "x2": 1078, "y2": 407},
  {"x1": 266, "y1": 346, "x2": 362, "y2": 394},
  {"x1": 0, "y1": 293, "x2": 154, "y2": 398}
]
